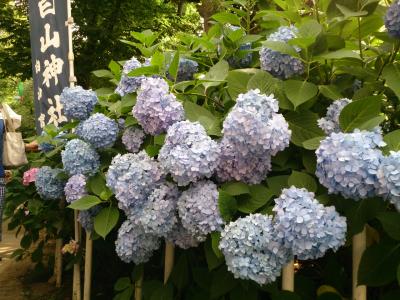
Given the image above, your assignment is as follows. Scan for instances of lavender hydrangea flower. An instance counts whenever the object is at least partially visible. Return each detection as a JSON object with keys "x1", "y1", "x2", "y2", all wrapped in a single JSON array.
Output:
[
  {"x1": 115, "y1": 57, "x2": 146, "y2": 96},
  {"x1": 377, "y1": 151, "x2": 400, "y2": 211},
  {"x1": 137, "y1": 183, "x2": 179, "y2": 237},
  {"x1": 166, "y1": 220, "x2": 203, "y2": 249},
  {"x1": 60, "y1": 86, "x2": 98, "y2": 120},
  {"x1": 77, "y1": 113, "x2": 119, "y2": 149},
  {"x1": 106, "y1": 151, "x2": 164, "y2": 218},
  {"x1": 273, "y1": 187, "x2": 347, "y2": 260},
  {"x1": 167, "y1": 58, "x2": 199, "y2": 82},
  {"x1": 62, "y1": 139, "x2": 100, "y2": 176},
  {"x1": 260, "y1": 26, "x2": 304, "y2": 79},
  {"x1": 316, "y1": 128, "x2": 385, "y2": 200},
  {"x1": 64, "y1": 174, "x2": 87, "y2": 203},
  {"x1": 177, "y1": 181, "x2": 224, "y2": 238},
  {"x1": 122, "y1": 127, "x2": 145, "y2": 153},
  {"x1": 115, "y1": 220, "x2": 160, "y2": 264},
  {"x1": 35, "y1": 166, "x2": 66, "y2": 200},
  {"x1": 219, "y1": 214, "x2": 290, "y2": 285},
  {"x1": 78, "y1": 206, "x2": 101, "y2": 232},
  {"x1": 318, "y1": 98, "x2": 352, "y2": 135},
  {"x1": 158, "y1": 121, "x2": 220, "y2": 186},
  {"x1": 133, "y1": 77, "x2": 185, "y2": 135},
  {"x1": 385, "y1": 1, "x2": 400, "y2": 38}
]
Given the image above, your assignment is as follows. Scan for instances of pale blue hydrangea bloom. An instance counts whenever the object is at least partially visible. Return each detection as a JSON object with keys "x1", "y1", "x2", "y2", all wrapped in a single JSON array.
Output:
[
  {"x1": 115, "y1": 57, "x2": 146, "y2": 96},
  {"x1": 385, "y1": 1, "x2": 400, "y2": 38},
  {"x1": 76, "y1": 113, "x2": 119, "y2": 149},
  {"x1": 273, "y1": 187, "x2": 347, "y2": 260},
  {"x1": 133, "y1": 77, "x2": 185, "y2": 135},
  {"x1": 167, "y1": 58, "x2": 199, "y2": 82},
  {"x1": 64, "y1": 174, "x2": 87, "y2": 203},
  {"x1": 260, "y1": 26, "x2": 304, "y2": 79},
  {"x1": 60, "y1": 86, "x2": 98, "y2": 120},
  {"x1": 177, "y1": 181, "x2": 224, "y2": 238},
  {"x1": 316, "y1": 128, "x2": 385, "y2": 200},
  {"x1": 78, "y1": 206, "x2": 101, "y2": 232},
  {"x1": 166, "y1": 220, "x2": 203, "y2": 249},
  {"x1": 115, "y1": 220, "x2": 160, "y2": 264},
  {"x1": 158, "y1": 121, "x2": 220, "y2": 186},
  {"x1": 219, "y1": 214, "x2": 290, "y2": 285},
  {"x1": 377, "y1": 151, "x2": 400, "y2": 211},
  {"x1": 106, "y1": 151, "x2": 164, "y2": 218},
  {"x1": 137, "y1": 182, "x2": 179, "y2": 237},
  {"x1": 62, "y1": 139, "x2": 100, "y2": 176},
  {"x1": 122, "y1": 127, "x2": 145, "y2": 153},
  {"x1": 318, "y1": 98, "x2": 352, "y2": 135},
  {"x1": 35, "y1": 167, "x2": 66, "y2": 200}
]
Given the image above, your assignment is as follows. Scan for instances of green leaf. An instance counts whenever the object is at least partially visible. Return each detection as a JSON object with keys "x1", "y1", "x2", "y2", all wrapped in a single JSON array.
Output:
[
  {"x1": 303, "y1": 136, "x2": 324, "y2": 150},
  {"x1": 127, "y1": 65, "x2": 159, "y2": 77},
  {"x1": 376, "y1": 212, "x2": 400, "y2": 240},
  {"x1": 267, "y1": 175, "x2": 290, "y2": 196},
  {"x1": 358, "y1": 239, "x2": 400, "y2": 286},
  {"x1": 202, "y1": 60, "x2": 229, "y2": 89},
  {"x1": 221, "y1": 182, "x2": 250, "y2": 196},
  {"x1": 382, "y1": 64, "x2": 400, "y2": 99},
  {"x1": 284, "y1": 80, "x2": 318, "y2": 109},
  {"x1": 210, "y1": 267, "x2": 238, "y2": 299},
  {"x1": 151, "y1": 51, "x2": 165, "y2": 67},
  {"x1": 383, "y1": 130, "x2": 400, "y2": 153},
  {"x1": 299, "y1": 20, "x2": 322, "y2": 39},
  {"x1": 109, "y1": 60, "x2": 121, "y2": 78},
  {"x1": 150, "y1": 283, "x2": 174, "y2": 300},
  {"x1": 68, "y1": 195, "x2": 102, "y2": 210},
  {"x1": 336, "y1": 4, "x2": 368, "y2": 18},
  {"x1": 261, "y1": 41, "x2": 299, "y2": 57},
  {"x1": 114, "y1": 277, "x2": 132, "y2": 291},
  {"x1": 315, "y1": 49, "x2": 360, "y2": 60},
  {"x1": 145, "y1": 145, "x2": 161, "y2": 157},
  {"x1": 227, "y1": 69, "x2": 257, "y2": 100},
  {"x1": 168, "y1": 52, "x2": 180, "y2": 81},
  {"x1": 218, "y1": 190, "x2": 238, "y2": 222},
  {"x1": 183, "y1": 101, "x2": 221, "y2": 136},
  {"x1": 92, "y1": 69, "x2": 114, "y2": 78},
  {"x1": 237, "y1": 185, "x2": 274, "y2": 213},
  {"x1": 271, "y1": 291, "x2": 302, "y2": 300},
  {"x1": 398, "y1": 264, "x2": 400, "y2": 286},
  {"x1": 205, "y1": 237, "x2": 224, "y2": 271},
  {"x1": 286, "y1": 111, "x2": 325, "y2": 147},
  {"x1": 288, "y1": 171, "x2": 318, "y2": 192},
  {"x1": 318, "y1": 85, "x2": 343, "y2": 100},
  {"x1": 170, "y1": 253, "x2": 189, "y2": 290},
  {"x1": 339, "y1": 96, "x2": 382, "y2": 132},
  {"x1": 212, "y1": 12, "x2": 241, "y2": 25},
  {"x1": 230, "y1": 285, "x2": 258, "y2": 300},
  {"x1": 94, "y1": 206, "x2": 119, "y2": 238},
  {"x1": 88, "y1": 174, "x2": 107, "y2": 197},
  {"x1": 211, "y1": 232, "x2": 223, "y2": 258}
]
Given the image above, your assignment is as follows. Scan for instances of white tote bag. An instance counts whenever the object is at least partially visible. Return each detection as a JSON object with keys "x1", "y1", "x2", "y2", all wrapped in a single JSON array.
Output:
[{"x1": 1, "y1": 103, "x2": 28, "y2": 167}]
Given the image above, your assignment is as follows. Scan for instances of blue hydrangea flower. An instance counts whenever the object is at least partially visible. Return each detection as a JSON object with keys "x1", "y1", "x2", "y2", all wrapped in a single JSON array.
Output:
[
  {"x1": 385, "y1": 1, "x2": 400, "y2": 38},
  {"x1": 158, "y1": 121, "x2": 220, "y2": 186},
  {"x1": 137, "y1": 182, "x2": 179, "y2": 237},
  {"x1": 35, "y1": 166, "x2": 66, "y2": 200},
  {"x1": 167, "y1": 58, "x2": 199, "y2": 82},
  {"x1": 133, "y1": 77, "x2": 185, "y2": 135},
  {"x1": 219, "y1": 214, "x2": 291, "y2": 285},
  {"x1": 62, "y1": 139, "x2": 100, "y2": 176},
  {"x1": 76, "y1": 113, "x2": 119, "y2": 149},
  {"x1": 122, "y1": 127, "x2": 145, "y2": 153},
  {"x1": 64, "y1": 174, "x2": 87, "y2": 203},
  {"x1": 118, "y1": 118, "x2": 126, "y2": 130},
  {"x1": 106, "y1": 151, "x2": 164, "y2": 218},
  {"x1": 177, "y1": 181, "x2": 224, "y2": 238},
  {"x1": 39, "y1": 131, "x2": 67, "y2": 153},
  {"x1": 260, "y1": 26, "x2": 304, "y2": 79},
  {"x1": 227, "y1": 43, "x2": 253, "y2": 68},
  {"x1": 316, "y1": 128, "x2": 385, "y2": 200},
  {"x1": 115, "y1": 220, "x2": 160, "y2": 264},
  {"x1": 60, "y1": 86, "x2": 98, "y2": 120},
  {"x1": 78, "y1": 206, "x2": 101, "y2": 232},
  {"x1": 115, "y1": 57, "x2": 146, "y2": 96},
  {"x1": 377, "y1": 151, "x2": 400, "y2": 211},
  {"x1": 318, "y1": 98, "x2": 352, "y2": 135},
  {"x1": 166, "y1": 220, "x2": 203, "y2": 249},
  {"x1": 273, "y1": 187, "x2": 347, "y2": 260}
]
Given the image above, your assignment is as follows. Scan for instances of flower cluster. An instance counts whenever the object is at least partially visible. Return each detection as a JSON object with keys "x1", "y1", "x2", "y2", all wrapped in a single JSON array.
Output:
[
  {"x1": 385, "y1": 1, "x2": 400, "y2": 39},
  {"x1": 377, "y1": 151, "x2": 400, "y2": 211},
  {"x1": 217, "y1": 89, "x2": 291, "y2": 184},
  {"x1": 60, "y1": 86, "x2": 98, "y2": 120},
  {"x1": 133, "y1": 78, "x2": 185, "y2": 135},
  {"x1": 166, "y1": 221, "x2": 202, "y2": 249},
  {"x1": 167, "y1": 58, "x2": 199, "y2": 82},
  {"x1": 121, "y1": 127, "x2": 145, "y2": 153},
  {"x1": 318, "y1": 98, "x2": 352, "y2": 135},
  {"x1": 227, "y1": 43, "x2": 253, "y2": 69},
  {"x1": 159, "y1": 121, "x2": 220, "y2": 186},
  {"x1": 78, "y1": 206, "x2": 101, "y2": 232},
  {"x1": 35, "y1": 166, "x2": 66, "y2": 200},
  {"x1": 115, "y1": 57, "x2": 146, "y2": 96},
  {"x1": 316, "y1": 128, "x2": 384, "y2": 199},
  {"x1": 106, "y1": 151, "x2": 164, "y2": 218},
  {"x1": 260, "y1": 26, "x2": 304, "y2": 79},
  {"x1": 64, "y1": 174, "x2": 87, "y2": 203},
  {"x1": 76, "y1": 113, "x2": 119, "y2": 149},
  {"x1": 219, "y1": 214, "x2": 290, "y2": 285},
  {"x1": 177, "y1": 181, "x2": 224, "y2": 239},
  {"x1": 273, "y1": 187, "x2": 347, "y2": 260},
  {"x1": 62, "y1": 139, "x2": 100, "y2": 176},
  {"x1": 23, "y1": 168, "x2": 39, "y2": 186},
  {"x1": 115, "y1": 220, "x2": 160, "y2": 264}
]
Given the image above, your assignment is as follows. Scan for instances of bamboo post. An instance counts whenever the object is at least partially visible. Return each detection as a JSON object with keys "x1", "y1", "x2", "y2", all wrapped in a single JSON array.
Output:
[
  {"x1": 135, "y1": 270, "x2": 143, "y2": 300},
  {"x1": 54, "y1": 199, "x2": 65, "y2": 287},
  {"x1": 83, "y1": 232, "x2": 93, "y2": 300},
  {"x1": 353, "y1": 227, "x2": 367, "y2": 300},
  {"x1": 282, "y1": 260, "x2": 295, "y2": 291},
  {"x1": 164, "y1": 242, "x2": 175, "y2": 284},
  {"x1": 72, "y1": 211, "x2": 82, "y2": 300}
]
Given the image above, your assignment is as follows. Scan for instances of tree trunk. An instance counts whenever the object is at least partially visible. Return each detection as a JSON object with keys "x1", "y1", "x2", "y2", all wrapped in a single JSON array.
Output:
[{"x1": 198, "y1": 0, "x2": 222, "y2": 32}]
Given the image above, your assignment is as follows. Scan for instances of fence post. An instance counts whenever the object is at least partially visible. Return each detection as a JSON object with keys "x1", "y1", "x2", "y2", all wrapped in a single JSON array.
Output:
[
  {"x1": 353, "y1": 227, "x2": 367, "y2": 300},
  {"x1": 164, "y1": 242, "x2": 175, "y2": 284},
  {"x1": 83, "y1": 232, "x2": 93, "y2": 300},
  {"x1": 282, "y1": 260, "x2": 295, "y2": 292}
]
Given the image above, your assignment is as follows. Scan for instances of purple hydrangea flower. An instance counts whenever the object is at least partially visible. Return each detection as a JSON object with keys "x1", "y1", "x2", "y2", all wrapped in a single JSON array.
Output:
[
  {"x1": 166, "y1": 220, "x2": 203, "y2": 249},
  {"x1": 115, "y1": 57, "x2": 146, "y2": 96},
  {"x1": 78, "y1": 206, "x2": 101, "y2": 232},
  {"x1": 64, "y1": 174, "x2": 87, "y2": 203},
  {"x1": 60, "y1": 86, "x2": 98, "y2": 120},
  {"x1": 122, "y1": 127, "x2": 145, "y2": 153},
  {"x1": 385, "y1": 1, "x2": 400, "y2": 38}
]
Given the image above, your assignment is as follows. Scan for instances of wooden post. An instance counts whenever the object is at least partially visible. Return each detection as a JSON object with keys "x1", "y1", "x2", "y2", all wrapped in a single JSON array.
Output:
[
  {"x1": 282, "y1": 260, "x2": 295, "y2": 292},
  {"x1": 66, "y1": 0, "x2": 77, "y2": 88},
  {"x1": 353, "y1": 227, "x2": 367, "y2": 300},
  {"x1": 72, "y1": 211, "x2": 81, "y2": 300},
  {"x1": 135, "y1": 270, "x2": 143, "y2": 300},
  {"x1": 164, "y1": 242, "x2": 175, "y2": 284},
  {"x1": 54, "y1": 237, "x2": 63, "y2": 287},
  {"x1": 83, "y1": 232, "x2": 93, "y2": 300}
]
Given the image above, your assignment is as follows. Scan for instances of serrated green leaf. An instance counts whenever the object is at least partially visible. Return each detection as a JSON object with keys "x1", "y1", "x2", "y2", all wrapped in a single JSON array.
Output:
[
  {"x1": 212, "y1": 12, "x2": 241, "y2": 25},
  {"x1": 382, "y1": 64, "x2": 400, "y2": 100},
  {"x1": 262, "y1": 41, "x2": 300, "y2": 57},
  {"x1": 168, "y1": 51, "x2": 180, "y2": 81},
  {"x1": 92, "y1": 69, "x2": 114, "y2": 79},
  {"x1": 114, "y1": 277, "x2": 131, "y2": 291},
  {"x1": 377, "y1": 212, "x2": 400, "y2": 240},
  {"x1": 318, "y1": 85, "x2": 343, "y2": 100},
  {"x1": 94, "y1": 207, "x2": 119, "y2": 239},
  {"x1": 183, "y1": 101, "x2": 221, "y2": 136},
  {"x1": 284, "y1": 80, "x2": 318, "y2": 109},
  {"x1": 227, "y1": 69, "x2": 257, "y2": 100},
  {"x1": 221, "y1": 182, "x2": 250, "y2": 196},
  {"x1": 68, "y1": 195, "x2": 102, "y2": 210},
  {"x1": 303, "y1": 136, "x2": 324, "y2": 150},
  {"x1": 383, "y1": 130, "x2": 400, "y2": 153},
  {"x1": 288, "y1": 171, "x2": 317, "y2": 192},
  {"x1": 218, "y1": 190, "x2": 238, "y2": 222},
  {"x1": 286, "y1": 111, "x2": 325, "y2": 147}
]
